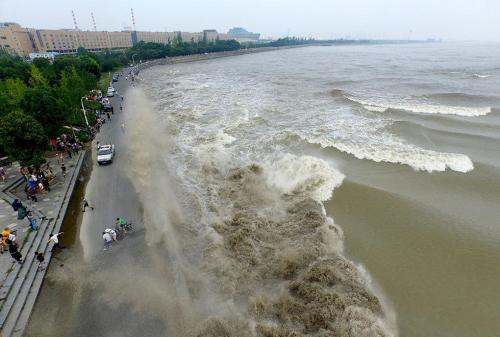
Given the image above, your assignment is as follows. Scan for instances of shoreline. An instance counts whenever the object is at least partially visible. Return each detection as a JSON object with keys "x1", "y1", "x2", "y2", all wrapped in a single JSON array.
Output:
[
  {"x1": 131, "y1": 44, "x2": 320, "y2": 73},
  {"x1": 130, "y1": 40, "x2": 437, "y2": 74}
]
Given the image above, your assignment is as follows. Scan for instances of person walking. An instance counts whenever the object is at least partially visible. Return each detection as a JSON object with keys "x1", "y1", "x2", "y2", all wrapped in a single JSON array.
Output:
[
  {"x1": 26, "y1": 211, "x2": 39, "y2": 230},
  {"x1": 48, "y1": 232, "x2": 64, "y2": 252},
  {"x1": 82, "y1": 198, "x2": 94, "y2": 212},
  {"x1": 102, "y1": 231, "x2": 113, "y2": 250},
  {"x1": 7, "y1": 240, "x2": 23, "y2": 264},
  {"x1": 34, "y1": 252, "x2": 45, "y2": 271}
]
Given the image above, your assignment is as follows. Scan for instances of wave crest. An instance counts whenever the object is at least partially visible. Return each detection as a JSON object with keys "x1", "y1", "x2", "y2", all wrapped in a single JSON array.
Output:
[
  {"x1": 263, "y1": 154, "x2": 344, "y2": 202},
  {"x1": 347, "y1": 96, "x2": 491, "y2": 117},
  {"x1": 297, "y1": 133, "x2": 474, "y2": 173}
]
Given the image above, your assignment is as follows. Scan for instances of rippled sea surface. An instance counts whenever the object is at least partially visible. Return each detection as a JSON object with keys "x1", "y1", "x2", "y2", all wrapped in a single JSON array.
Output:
[{"x1": 141, "y1": 42, "x2": 500, "y2": 337}]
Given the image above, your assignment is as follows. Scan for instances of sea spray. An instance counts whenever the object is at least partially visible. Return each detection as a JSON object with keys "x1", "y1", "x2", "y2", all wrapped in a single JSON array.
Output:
[{"x1": 202, "y1": 163, "x2": 395, "y2": 336}]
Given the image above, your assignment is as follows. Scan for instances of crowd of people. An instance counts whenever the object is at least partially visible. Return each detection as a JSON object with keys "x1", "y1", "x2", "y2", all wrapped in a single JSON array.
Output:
[
  {"x1": 3, "y1": 195, "x2": 67, "y2": 266},
  {"x1": 0, "y1": 131, "x2": 84, "y2": 265},
  {"x1": 2, "y1": 195, "x2": 65, "y2": 267}
]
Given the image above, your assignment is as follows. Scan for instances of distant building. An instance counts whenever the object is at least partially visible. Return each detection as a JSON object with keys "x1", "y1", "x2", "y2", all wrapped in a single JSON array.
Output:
[
  {"x1": 0, "y1": 22, "x2": 234, "y2": 56},
  {"x1": 203, "y1": 30, "x2": 219, "y2": 42},
  {"x1": 32, "y1": 29, "x2": 133, "y2": 53},
  {"x1": 0, "y1": 22, "x2": 36, "y2": 56},
  {"x1": 227, "y1": 27, "x2": 260, "y2": 42}
]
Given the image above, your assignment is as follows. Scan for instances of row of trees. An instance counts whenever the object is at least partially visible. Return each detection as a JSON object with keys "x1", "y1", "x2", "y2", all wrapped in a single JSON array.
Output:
[
  {"x1": 0, "y1": 50, "x2": 101, "y2": 164},
  {"x1": 125, "y1": 39, "x2": 241, "y2": 61},
  {"x1": 243, "y1": 37, "x2": 318, "y2": 49},
  {"x1": 0, "y1": 36, "x2": 318, "y2": 165}
]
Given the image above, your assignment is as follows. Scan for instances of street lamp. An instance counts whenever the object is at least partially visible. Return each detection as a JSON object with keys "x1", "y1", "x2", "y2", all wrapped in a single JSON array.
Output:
[
  {"x1": 131, "y1": 54, "x2": 136, "y2": 65},
  {"x1": 80, "y1": 96, "x2": 90, "y2": 129}
]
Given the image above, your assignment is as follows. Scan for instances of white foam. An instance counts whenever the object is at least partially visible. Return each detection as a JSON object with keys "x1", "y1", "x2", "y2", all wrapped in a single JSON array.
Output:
[
  {"x1": 216, "y1": 130, "x2": 236, "y2": 145},
  {"x1": 347, "y1": 96, "x2": 491, "y2": 117},
  {"x1": 298, "y1": 133, "x2": 474, "y2": 173},
  {"x1": 473, "y1": 74, "x2": 492, "y2": 79},
  {"x1": 263, "y1": 153, "x2": 345, "y2": 202}
]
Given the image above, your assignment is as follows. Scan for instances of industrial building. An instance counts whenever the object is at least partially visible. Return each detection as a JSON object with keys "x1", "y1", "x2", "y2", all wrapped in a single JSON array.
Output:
[{"x1": 0, "y1": 22, "x2": 236, "y2": 56}]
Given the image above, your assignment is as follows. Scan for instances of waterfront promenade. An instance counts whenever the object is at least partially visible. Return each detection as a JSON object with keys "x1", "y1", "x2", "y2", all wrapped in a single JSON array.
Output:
[{"x1": 0, "y1": 151, "x2": 85, "y2": 336}]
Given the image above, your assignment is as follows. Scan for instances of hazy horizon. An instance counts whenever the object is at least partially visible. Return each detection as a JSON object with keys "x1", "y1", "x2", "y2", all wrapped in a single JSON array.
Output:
[{"x1": 1, "y1": 0, "x2": 499, "y2": 41}]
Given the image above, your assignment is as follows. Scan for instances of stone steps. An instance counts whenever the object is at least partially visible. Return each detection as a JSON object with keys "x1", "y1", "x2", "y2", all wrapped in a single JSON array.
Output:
[
  {"x1": 0, "y1": 151, "x2": 86, "y2": 337},
  {"x1": 0, "y1": 218, "x2": 54, "y2": 336}
]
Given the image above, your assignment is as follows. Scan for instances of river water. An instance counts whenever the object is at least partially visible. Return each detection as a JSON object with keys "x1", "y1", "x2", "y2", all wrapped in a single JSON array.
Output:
[
  {"x1": 136, "y1": 42, "x2": 500, "y2": 337},
  {"x1": 27, "y1": 42, "x2": 500, "y2": 337}
]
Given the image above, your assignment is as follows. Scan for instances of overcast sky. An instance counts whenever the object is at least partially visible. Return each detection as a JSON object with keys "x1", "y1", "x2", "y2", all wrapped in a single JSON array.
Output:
[{"x1": 1, "y1": 0, "x2": 498, "y2": 40}]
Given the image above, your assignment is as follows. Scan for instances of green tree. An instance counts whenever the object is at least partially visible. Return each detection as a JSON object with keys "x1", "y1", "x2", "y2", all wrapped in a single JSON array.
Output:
[
  {"x1": 0, "y1": 52, "x2": 31, "y2": 83},
  {"x1": 59, "y1": 67, "x2": 87, "y2": 107},
  {"x1": 77, "y1": 54, "x2": 100, "y2": 78},
  {"x1": 29, "y1": 65, "x2": 49, "y2": 87},
  {"x1": 0, "y1": 110, "x2": 47, "y2": 166},
  {"x1": 0, "y1": 78, "x2": 27, "y2": 116},
  {"x1": 32, "y1": 58, "x2": 57, "y2": 85},
  {"x1": 22, "y1": 87, "x2": 66, "y2": 137}
]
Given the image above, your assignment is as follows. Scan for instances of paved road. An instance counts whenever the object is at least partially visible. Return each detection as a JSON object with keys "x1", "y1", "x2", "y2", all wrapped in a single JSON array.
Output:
[{"x1": 25, "y1": 71, "x2": 175, "y2": 337}]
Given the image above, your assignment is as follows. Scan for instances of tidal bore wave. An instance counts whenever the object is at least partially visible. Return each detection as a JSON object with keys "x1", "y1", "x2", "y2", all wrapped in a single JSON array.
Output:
[
  {"x1": 127, "y1": 78, "x2": 397, "y2": 336},
  {"x1": 331, "y1": 88, "x2": 493, "y2": 117},
  {"x1": 345, "y1": 94, "x2": 492, "y2": 117}
]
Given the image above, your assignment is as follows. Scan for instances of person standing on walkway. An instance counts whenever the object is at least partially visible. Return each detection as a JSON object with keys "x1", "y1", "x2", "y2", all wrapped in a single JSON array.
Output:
[
  {"x1": 66, "y1": 144, "x2": 72, "y2": 159},
  {"x1": 102, "y1": 231, "x2": 113, "y2": 250},
  {"x1": 7, "y1": 239, "x2": 23, "y2": 264},
  {"x1": 0, "y1": 166, "x2": 6, "y2": 182},
  {"x1": 34, "y1": 252, "x2": 45, "y2": 271},
  {"x1": 48, "y1": 232, "x2": 65, "y2": 252},
  {"x1": 82, "y1": 198, "x2": 94, "y2": 212},
  {"x1": 1, "y1": 228, "x2": 14, "y2": 254},
  {"x1": 26, "y1": 211, "x2": 39, "y2": 230},
  {"x1": 41, "y1": 174, "x2": 51, "y2": 192},
  {"x1": 60, "y1": 162, "x2": 66, "y2": 178}
]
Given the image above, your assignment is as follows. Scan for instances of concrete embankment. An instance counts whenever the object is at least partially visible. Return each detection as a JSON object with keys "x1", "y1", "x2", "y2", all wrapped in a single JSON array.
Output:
[{"x1": 0, "y1": 150, "x2": 89, "y2": 337}]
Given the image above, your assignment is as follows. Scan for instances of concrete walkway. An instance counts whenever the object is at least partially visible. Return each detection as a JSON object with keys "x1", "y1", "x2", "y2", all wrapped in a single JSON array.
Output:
[{"x1": 0, "y1": 151, "x2": 86, "y2": 337}]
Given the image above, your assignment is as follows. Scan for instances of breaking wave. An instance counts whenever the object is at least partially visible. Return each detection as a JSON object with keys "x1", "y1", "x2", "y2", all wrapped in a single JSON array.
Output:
[
  {"x1": 472, "y1": 73, "x2": 492, "y2": 79},
  {"x1": 295, "y1": 132, "x2": 474, "y2": 173},
  {"x1": 345, "y1": 95, "x2": 491, "y2": 117},
  {"x1": 263, "y1": 153, "x2": 345, "y2": 202}
]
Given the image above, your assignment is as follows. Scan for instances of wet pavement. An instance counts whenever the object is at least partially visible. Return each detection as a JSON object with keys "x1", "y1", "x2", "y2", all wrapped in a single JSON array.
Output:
[{"x1": 24, "y1": 70, "x2": 170, "y2": 337}]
